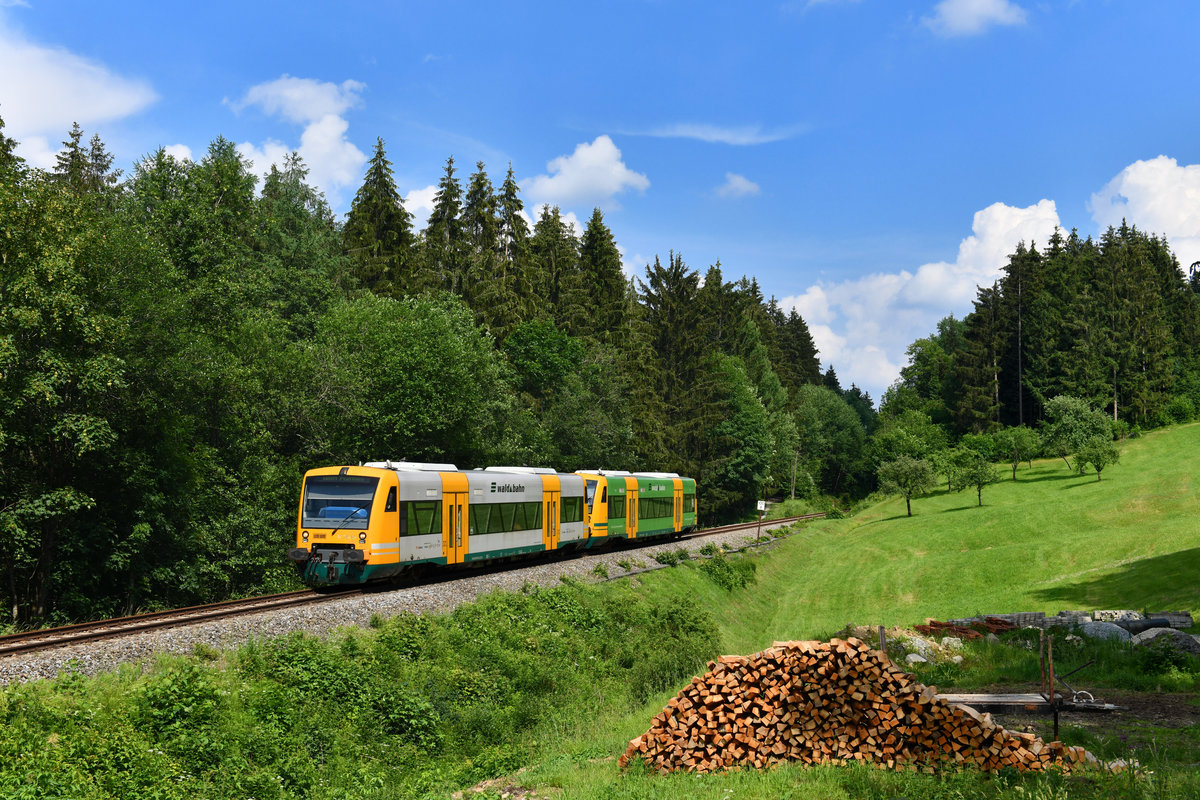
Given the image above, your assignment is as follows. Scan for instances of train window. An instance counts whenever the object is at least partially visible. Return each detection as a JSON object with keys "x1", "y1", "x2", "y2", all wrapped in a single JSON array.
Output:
[
  {"x1": 302, "y1": 475, "x2": 378, "y2": 530},
  {"x1": 684, "y1": 494, "x2": 696, "y2": 513},
  {"x1": 407, "y1": 501, "x2": 441, "y2": 536},
  {"x1": 385, "y1": 487, "x2": 397, "y2": 512},
  {"x1": 585, "y1": 480, "x2": 597, "y2": 512},
  {"x1": 560, "y1": 496, "x2": 583, "y2": 523},
  {"x1": 609, "y1": 495, "x2": 625, "y2": 520},
  {"x1": 638, "y1": 497, "x2": 673, "y2": 519}
]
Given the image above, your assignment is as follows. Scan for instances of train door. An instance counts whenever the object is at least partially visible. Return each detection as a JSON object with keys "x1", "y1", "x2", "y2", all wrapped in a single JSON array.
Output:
[
  {"x1": 674, "y1": 488, "x2": 682, "y2": 532},
  {"x1": 543, "y1": 489, "x2": 560, "y2": 551},
  {"x1": 627, "y1": 478, "x2": 639, "y2": 538},
  {"x1": 443, "y1": 491, "x2": 467, "y2": 564}
]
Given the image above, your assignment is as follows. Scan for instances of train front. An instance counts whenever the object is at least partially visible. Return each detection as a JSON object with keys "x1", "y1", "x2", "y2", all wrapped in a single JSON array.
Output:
[{"x1": 288, "y1": 466, "x2": 389, "y2": 586}]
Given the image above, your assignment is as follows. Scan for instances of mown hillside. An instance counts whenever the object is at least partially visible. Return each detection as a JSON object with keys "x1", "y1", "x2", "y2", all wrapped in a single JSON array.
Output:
[{"x1": 719, "y1": 422, "x2": 1200, "y2": 652}]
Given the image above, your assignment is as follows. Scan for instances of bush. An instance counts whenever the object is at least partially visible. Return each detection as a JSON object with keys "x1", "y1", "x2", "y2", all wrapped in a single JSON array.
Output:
[
  {"x1": 654, "y1": 551, "x2": 680, "y2": 567},
  {"x1": 1164, "y1": 395, "x2": 1196, "y2": 424},
  {"x1": 591, "y1": 562, "x2": 609, "y2": 579},
  {"x1": 699, "y1": 553, "x2": 757, "y2": 591}
]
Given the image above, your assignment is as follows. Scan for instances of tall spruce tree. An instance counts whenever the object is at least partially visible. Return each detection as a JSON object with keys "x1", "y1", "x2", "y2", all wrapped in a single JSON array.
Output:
[
  {"x1": 954, "y1": 284, "x2": 1004, "y2": 433},
  {"x1": 343, "y1": 138, "x2": 416, "y2": 295},
  {"x1": 529, "y1": 205, "x2": 580, "y2": 323},
  {"x1": 497, "y1": 164, "x2": 534, "y2": 326},
  {"x1": 53, "y1": 122, "x2": 89, "y2": 190},
  {"x1": 461, "y1": 161, "x2": 500, "y2": 313},
  {"x1": 423, "y1": 156, "x2": 468, "y2": 295},
  {"x1": 576, "y1": 208, "x2": 626, "y2": 341}
]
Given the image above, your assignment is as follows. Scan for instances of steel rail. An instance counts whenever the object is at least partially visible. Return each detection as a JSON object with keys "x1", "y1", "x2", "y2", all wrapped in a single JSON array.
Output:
[
  {"x1": 0, "y1": 512, "x2": 828, "y2": 658},
  {"x1": 0, "y1": 590, "x2": 356, "y2": 658}
]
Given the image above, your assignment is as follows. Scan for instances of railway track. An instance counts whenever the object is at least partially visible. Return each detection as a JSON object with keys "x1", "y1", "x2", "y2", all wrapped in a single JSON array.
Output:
[
  {"x1": 0, "y1": 589, "x2": 357, "y2": 658},
  {"x1": 0, "y1": 513, "x2": 821, "y2": 658}
]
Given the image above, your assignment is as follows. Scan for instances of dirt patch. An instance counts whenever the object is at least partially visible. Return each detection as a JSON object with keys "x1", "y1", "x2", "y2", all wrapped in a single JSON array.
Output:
[{"x1": 980, "y1": 685, "x2": 1199, "y2": 734}]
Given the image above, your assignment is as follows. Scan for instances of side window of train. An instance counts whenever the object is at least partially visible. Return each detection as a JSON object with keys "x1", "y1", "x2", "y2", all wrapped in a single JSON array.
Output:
[{"x1": 385, "y1": 487, "x2": 397, "y2": 512}]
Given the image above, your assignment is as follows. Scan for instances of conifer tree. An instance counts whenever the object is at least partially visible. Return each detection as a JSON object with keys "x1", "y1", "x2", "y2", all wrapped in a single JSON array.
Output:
[
  {"x1": 461, "y1": 161, "x2": 499, "y2": 311},
  {"x1": 85, "y1": 133, "x2": 121, "y2": 193},
  {"x1": 529, "y1": 205, "x2": 580, "y2": 323},
  {"x1": 576, "y1": 208, "x2": 626, "y2": 340},
  {"x1": 53, "y1": 122, "x2": 89, "y2": 190},
  {"x1": 343, "y1": 138, "x2": 416, "y2": 295},
  {"x1": 423, "y1": 156, "x2": 468, "y2": 295},
  {"x1": 954, "y1": 284, "x2": 1004, "y2": 433},
  {"x1": 497, "y1": 164, "x2": 534, "y2": 325}
]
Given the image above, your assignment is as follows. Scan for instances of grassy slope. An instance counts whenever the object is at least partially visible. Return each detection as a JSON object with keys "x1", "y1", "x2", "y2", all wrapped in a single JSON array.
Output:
[
  {"x1": 527, "y1": 425, "x2": 1200, "y2": 798},
  {"x1": 719, "y1": 422, "x2": 1200, "y2": 653}
]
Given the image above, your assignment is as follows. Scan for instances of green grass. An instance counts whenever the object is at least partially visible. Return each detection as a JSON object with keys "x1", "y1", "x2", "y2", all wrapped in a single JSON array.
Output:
[{"x1": 719, "y1": 422, "x2": 1200, "y2": 653}]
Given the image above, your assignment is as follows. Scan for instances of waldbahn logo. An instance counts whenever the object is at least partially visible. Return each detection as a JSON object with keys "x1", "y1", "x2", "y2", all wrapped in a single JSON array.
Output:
[{"x1": 490, "y1": 482, "x2": 526, "y2": 494}]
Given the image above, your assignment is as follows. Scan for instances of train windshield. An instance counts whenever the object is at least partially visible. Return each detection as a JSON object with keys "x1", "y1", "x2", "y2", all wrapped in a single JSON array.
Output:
[
  {"x1": 585, "y1": 480, "x2": 597, "y2": 512},
  {"x1": 303, "y1": 475, "x2": 379, "y2": 530}
]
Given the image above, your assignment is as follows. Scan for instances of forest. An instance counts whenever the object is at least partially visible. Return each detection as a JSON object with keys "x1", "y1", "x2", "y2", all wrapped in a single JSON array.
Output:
[{"x1": 2, "y1": 116, "x2": 1199, "y2": 626}]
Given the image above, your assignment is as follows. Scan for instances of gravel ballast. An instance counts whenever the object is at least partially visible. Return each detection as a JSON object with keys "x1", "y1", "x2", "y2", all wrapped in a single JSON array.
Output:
[{"x1": 0, "y1": 522, "x2": 794, "y2": 684}]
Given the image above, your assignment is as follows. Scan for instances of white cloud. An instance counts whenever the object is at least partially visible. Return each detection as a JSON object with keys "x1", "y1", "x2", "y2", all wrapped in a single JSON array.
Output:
[
  {"x1": 716, "y1": 172, "x2": 761, "y2": 198},
  {"x1": 1089, "y1": 155, "x2": 1200, "y2": 269},
  {"x1": 641, "y1": 123, "x2": 808, "y2": 146},
  {"x1": 232, "y1": 75, "x2": 367, "y2": 208},
  {"x1": 163, "y1": 143, "x2": 193, "y2": 162},
  {"x1": 0, "y1": 14, "x2": 157, "y2": 168},
  {"x1": 404, "y1": 184, "x2": 438, "y2": 231},
  {"x1": 227, "y1": 75, "x2": 364, "y2": 125},
  {"x1": 923, "y1": 0, "x2": 1027, "y2": 37},
  {"x1": 780, "y1": 199, "x2": 1060, "y2": 400},
  {"x1": 524, "y1": 135, "x2": 649, "y2": 208}
]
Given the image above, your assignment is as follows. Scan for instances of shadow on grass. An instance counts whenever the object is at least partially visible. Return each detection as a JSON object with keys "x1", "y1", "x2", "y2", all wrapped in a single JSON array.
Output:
[{"x1": 1031, "y1": 547, "x2": 1200, "y2": 611}]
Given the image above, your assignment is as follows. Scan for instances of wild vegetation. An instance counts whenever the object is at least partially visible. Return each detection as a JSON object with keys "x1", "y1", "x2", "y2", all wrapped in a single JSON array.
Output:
[{"x1": 3, "y1": 116, "x2": 1200, "y2": 632}]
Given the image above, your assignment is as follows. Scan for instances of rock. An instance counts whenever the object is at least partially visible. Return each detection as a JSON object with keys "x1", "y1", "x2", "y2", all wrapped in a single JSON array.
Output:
[
  {"x1": 905, "y1": 653, "x2": 928, "y2": 665},
  {"x1": 1093, "y1": 610, "x2": 1143, "y2": 623},
  {"x1": 1065, "y1": 634, "x2": 1083, "y2": 647},
  {"x1": 940, "y1": 636, "x2": 963, "y2": 650},
  {"x1": 951, "y1": 655, "x2": 964, "y2": 664},
  {"x1": 904, "y1": 636, "x2": 936, "y2": 659},
  {"x1": 1078, "y1": 622, "x2": 1131, "y2": 642},
  {"x1": 985, "y1": 633, "x2": 1001, "y2": 644},
  {"x1": 1131, "y1": 627, "x2": 1200, "y2": 656}
]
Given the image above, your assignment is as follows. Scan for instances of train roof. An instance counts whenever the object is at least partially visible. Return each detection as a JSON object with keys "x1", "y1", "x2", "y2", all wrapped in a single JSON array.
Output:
[{"x1": 361, "y1": 461, "x2": 458, "y2": 472}]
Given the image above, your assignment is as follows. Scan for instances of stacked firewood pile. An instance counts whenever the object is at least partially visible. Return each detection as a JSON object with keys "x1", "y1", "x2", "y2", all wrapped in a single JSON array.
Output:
[{"x1": 620, "y1": 638, "x2": 1097, "y2": 775}]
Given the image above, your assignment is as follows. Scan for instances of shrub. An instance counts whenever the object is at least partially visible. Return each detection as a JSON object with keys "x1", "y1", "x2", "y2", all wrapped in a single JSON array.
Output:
[
  {"x1": 591, "y1": 562, "x2": 609, "y2": 579},
  {"x1": 617, "y1": 559, "x2": 632, "y2": 571},
  {"x1": 699, "y1": 553, "x2": 757, "y2": 591},
  {"x1": 654, "y1": 551, "x2": 680, "y2": 567},
  {"x1": 699, "y1": 543, "x2": 719, "y2": 557}
]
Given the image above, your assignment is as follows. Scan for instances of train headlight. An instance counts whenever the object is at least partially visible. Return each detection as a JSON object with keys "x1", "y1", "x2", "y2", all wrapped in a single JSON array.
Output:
[
  {"x1": 302, "y1": 530, "x2": 309, "y2": 542},
  {"x1": 359, "y1": 532, "x2": 367, "y2": 543}
]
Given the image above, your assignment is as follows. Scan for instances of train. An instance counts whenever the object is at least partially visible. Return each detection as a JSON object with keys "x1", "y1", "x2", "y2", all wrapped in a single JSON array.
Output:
[{"x1": 287, "y1": 462, "x2": 698, "y2": 587}]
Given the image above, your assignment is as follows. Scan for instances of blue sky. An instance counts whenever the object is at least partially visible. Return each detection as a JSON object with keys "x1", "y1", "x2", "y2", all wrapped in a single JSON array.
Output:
[{"x1": 3, "y1": 0, "x2": 1200, "y2": 402}]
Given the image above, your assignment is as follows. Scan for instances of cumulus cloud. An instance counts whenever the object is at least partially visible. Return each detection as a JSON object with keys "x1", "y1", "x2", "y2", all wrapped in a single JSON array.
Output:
[
  {"x1": 641, "y1": 123, "x2": 808, "y2": 146},
  {"x1": 780, "y1": 199, "x2": 1060, "y2": 400},
  {"x1": 231, "y1": 75, "x2": 367, "y2": 208},
  {"x1": 163, "y1": 143, "x2": 194, "y2": 162},
  {"x1": 404, "y1": 184, "x2": 439, "y2": 231},
  {"x1": 1089, "y1": 155, "x2": 1200, "y2": 269},
  {"x1": 923, "y1": 0, "x2": 1027, "y2": 37},
  {"x1": 524, "y1": 135, "x2": 649, "y2": 208},
  {"x1": 227, "y1": 75, "x2": 364, "y2": 125},
  {"x1": 716, "y1": 172, "x2": 761, "y2": 198},
  {"x1": 0, "y1": 14, "x2": 157, "y2": 168}
]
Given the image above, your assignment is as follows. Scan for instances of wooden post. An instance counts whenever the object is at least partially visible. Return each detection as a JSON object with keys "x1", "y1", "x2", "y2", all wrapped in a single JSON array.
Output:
[{"x1": 879, "y1": 625, "x2": 887, "y2": 656}]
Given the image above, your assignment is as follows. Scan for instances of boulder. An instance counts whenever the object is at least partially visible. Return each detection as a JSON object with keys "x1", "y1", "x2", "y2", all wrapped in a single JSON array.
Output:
[
  {"x1": 1093, "y1": 610, "x2": 1143, "y2": 623},
  {"x1": 1078, "y1": 622, "x2": 1131, "y2": 643},
  {"x1": 1131, "y1": 627, "x2": 1200, "y2": 656},
  {"x1": 904, "y1": 636, "x2": 936, "y2": 659},
  {"x1": 905, "y1": 653, "x2": 928, "y2": 665},
  {"x1": 941, "y1": 636, "x2": 963, "y2": 650}
]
